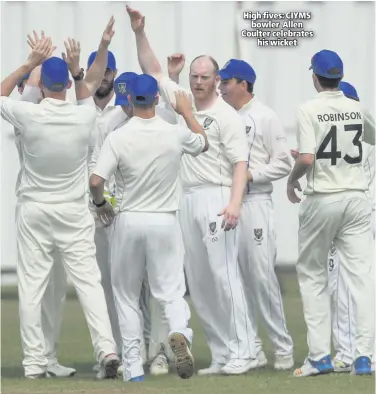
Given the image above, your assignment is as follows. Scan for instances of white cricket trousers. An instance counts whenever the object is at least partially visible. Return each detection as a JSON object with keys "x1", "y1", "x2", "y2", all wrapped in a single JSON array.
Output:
[
  {"x1": 109, "y1": 211, "x2": 193, "y2": 380},
  {"x1": 41, "y1": 253, "x2": 67, "y2": 364},
  {"x1": 238, "y1": 195, "x2": 293, "y2": 356},
  {"x1": 328, "y1": 209, "x2": 376, "y2": 365},
  {"x1": 180, "y1": 185, "x2": 256, "y2": 365},
  {"x1": 95, "y1": 224, "x2": 122, "y2": 356},
  {"x1": 16, "y1": 200, "x2": 116, "y2": 377},
  {"x1": 297, "y1": 191, "x2": 375, "y2": 362}
]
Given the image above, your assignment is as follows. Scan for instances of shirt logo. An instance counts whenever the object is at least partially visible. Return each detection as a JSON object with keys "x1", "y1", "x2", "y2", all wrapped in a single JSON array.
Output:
[
  {"x1": 329, "y1": 244, "x2": 336, "y2": 256},
  {"x1": 246, "y1": 126, "x2": 252, "y2": 135},
  {"x1": 209, "y1": 221, "x2": 217, "y2": 235},
  {"x1": 203, "y1": 117, "x2": 214, "y2": 129},
  {"x1": 117, "y1": 83, "x2": 127, "y2": 94},
  {"x1": 254, "y1": 228, "x2": 263, "y2": 243}
]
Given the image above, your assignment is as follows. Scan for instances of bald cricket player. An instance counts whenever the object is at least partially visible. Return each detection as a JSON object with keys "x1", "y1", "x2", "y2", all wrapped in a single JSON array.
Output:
[
  {"x1": 126, "y1": 5, "x2": 258, "y2": 375},
  {"x1": 287, "y1": 50, "x2": 375, "y2": 377}
]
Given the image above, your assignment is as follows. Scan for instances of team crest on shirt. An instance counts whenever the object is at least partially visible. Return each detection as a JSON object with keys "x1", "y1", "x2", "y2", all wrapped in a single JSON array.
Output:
[
  {"x1": 209, "y1": 221, "x2": 217, "y2": 235},
  {"x1": 254, "y1": 228, "x2": 263, "y2": 243},
  {"x1": 203, "y1": 117, "x2": 214, "y2": 130},
  {"x1": 245, "y1": 126, "x2": 252, "y2": 135},
  {"x1": 329, "y1": 243, "x2": 336, "y2": 256},
  {"x1": 118, "y1": 83, "x2": 127, "y2": 94}
]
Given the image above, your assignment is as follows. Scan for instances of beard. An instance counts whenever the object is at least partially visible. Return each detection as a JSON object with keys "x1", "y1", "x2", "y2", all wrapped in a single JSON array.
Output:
[{"x1": 95, "y1": 80, "x2": 114, "y2": 99}]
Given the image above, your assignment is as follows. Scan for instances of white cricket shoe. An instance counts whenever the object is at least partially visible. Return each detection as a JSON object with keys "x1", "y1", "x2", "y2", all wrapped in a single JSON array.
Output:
[
  {"x1": 117, "y1": 363, "x2": 124, "y2": 376},
  {"x1": 221, "y1": 358, "x2": 259, "y2": 375},
  {"x1": 333, "y1": 359, "x2": 352, "y2": 373},
  {"x1": 294, "y1": 356, "x2": 334, "y2": 377},
  {"x1": 197, "y1": 363, "x2": 225, "y2": 376},
  {"x1": 47, "y1": 362, "x2": 76, "y2": 377},
  {"x1": 25, "y1": 372, "x2": 47, "y2": 379},
  {"x1": 150, "y1": 354, "x2": 169, "y2": 376},
  {"x1": 274, "y1": 354, "x2": 294, "y2": 370},
  {"x1": 168, "y1": 332, "x2": 194, "y2": 379},
  {"x1": 256, "y1": 351, "x2": 268, "y2": 368},
  {"x1": 92, "y1": 363, "x2": 101, "y2": 373}
]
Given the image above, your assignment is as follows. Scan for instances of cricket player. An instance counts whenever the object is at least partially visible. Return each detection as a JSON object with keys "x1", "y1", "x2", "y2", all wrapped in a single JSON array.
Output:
[
  {"x1": 218, "y1": 59, "x2": 295, "y2": 370},
  {"x1": 326, "y1": 82, "x2": 375, "y2": 373},
  {"x1": 90, "y1": 70, "x2": 183, "y2": 376},
  {"x1": 89, "y1": 74, "x2": 208, "y2": 381},
  {"x1": 13, "y1": 71, "x2": 75, "y2": 378},
  {"x1": 287, "y1": 49, "x2": 375, "y2": 377},
  {"x1": 1, "y1": 36, "x2": 120, "y2": 379},
  {"x1": 22, "y1": 24, "x2": 120, "y2": 377},
  {"x1": 126, "y1": 6, "x2": 258, "y2": 375}
]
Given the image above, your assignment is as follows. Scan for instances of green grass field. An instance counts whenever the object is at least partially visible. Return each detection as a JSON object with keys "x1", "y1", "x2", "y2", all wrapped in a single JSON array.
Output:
[{"x1": 1, "y1": 271, "x2": 374, "y2": 394}]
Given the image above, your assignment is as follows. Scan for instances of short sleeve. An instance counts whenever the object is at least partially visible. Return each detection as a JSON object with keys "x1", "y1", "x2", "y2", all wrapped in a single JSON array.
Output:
[
  {"x1": 297, "y1": 106, "x2": 316, "y2": 154},
  {"x1": 1, "y1": 97, "x2": 32, "y2": 131},
  {"x1": 220, "y1": 110, "x2": 248, "y2": 163},
  {"x1": 179, "y1": 127, "x2": 205, "y2": 156},
  {"x1": 92, "y1": 134, "x2": 118, "y2": 181}
]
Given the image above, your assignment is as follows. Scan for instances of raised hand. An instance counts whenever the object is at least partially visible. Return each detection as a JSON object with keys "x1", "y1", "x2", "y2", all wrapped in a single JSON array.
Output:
[
  {"x1": 101, "y1": 15, "x2": 115, "y2": 47},
  {"x1": 126, "y1": 5, "x2": 145, "y2": 33},
  {"x1": 62, "y1": 38, "x2": 81, "y2": 75},
  {"x1": 26, "y1": 34, "x2": 55, "y2": 69},
  {"x1": 168, "y1": 53, "x2": 186, "y2": 76}
]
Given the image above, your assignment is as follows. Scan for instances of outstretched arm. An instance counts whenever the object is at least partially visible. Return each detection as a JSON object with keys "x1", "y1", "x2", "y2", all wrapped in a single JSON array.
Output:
[
  {"x1": 126, "y1": 5, "x2": 163, "y2": 81},
  {"x1": 1, "y1": 33, "x2": 54, "y2": 97},
  {"x1": 85, "y1": 16, "x2": 115, "y2": 95}
]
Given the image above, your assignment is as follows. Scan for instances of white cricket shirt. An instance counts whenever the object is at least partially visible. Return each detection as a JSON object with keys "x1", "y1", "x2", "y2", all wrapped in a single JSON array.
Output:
[
  {"x1": 1, "y1": 96, "x2": 97, "y2": 203},
  {"x1": 363, "y1": 143, "x2": 375, "y2": 209},
  {"x1": 158, "y1": 77, "x2": 248, "y2": 189},
  {"x1": 297, "y1": 90, "x2": 368, "y2": 194},
  {"x1": 237, "y1": 96, "x2": 292, "y2": 195},
  {"x1": 93, "y1": 115, "x2": 205, "y2": 213}
]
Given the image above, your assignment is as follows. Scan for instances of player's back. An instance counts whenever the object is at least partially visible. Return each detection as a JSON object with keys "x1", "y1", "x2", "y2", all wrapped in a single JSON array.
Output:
[
  {"x1": 299, "y1": 91, "x2": 368, "y2": 194},
  {"x1": 18, "y1": 99, "x2": 97, "y2": 203},
  {"x1": 110, "y1": 116, "x2": 191, "y2": 213}
]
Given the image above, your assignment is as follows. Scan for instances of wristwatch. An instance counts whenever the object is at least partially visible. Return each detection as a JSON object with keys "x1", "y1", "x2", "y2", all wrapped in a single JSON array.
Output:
[
  {"x1": 93, "y1": 198, "x2": 106, "y2": 208},
  {"x1": 72, "y1": 68, "x2": 84, "y2": 81}
]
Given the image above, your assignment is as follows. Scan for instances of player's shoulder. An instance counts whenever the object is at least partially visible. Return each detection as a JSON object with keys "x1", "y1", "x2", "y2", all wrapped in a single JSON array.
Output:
[
  {"x1": 213, "y1": 96, "x2": 243, "y2": 122},
  {"x1": 253, "y1": 97, "x2": 279, "y2": 120}
]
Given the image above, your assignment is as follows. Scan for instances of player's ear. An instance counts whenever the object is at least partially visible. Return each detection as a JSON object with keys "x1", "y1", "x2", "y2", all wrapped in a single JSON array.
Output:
[
  {"x1": 215, "y1": 74, "x2": 221, "y2": 84},
  {"x1": 66, "y1": 80, "x2": 72, "y2": 90},
  {"x1": 114, "y1": 69, "x2": 118, "y2": 78},
  {"x1": 38, "y1": 80, "x2": 43, "y2": 90},
  {"x1": 18, "y1": 87, "x2": 23, "y2": 95},
  {"x1": 127, "y1": 94, "x2": 133, "y2": 105},
  {"x1": 154, "y1": 93, "x2": 160, "y2": 106}
]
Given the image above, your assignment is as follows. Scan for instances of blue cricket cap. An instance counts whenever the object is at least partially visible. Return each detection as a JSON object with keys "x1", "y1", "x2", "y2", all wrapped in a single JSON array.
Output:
[
  {"x1": 41, "y1": 57, "x2": 69, "y2": 92},
  {"x1": 309, "y1": 49, "x2": 343, "y2": 79},
  {"x1": 87, "y1": 50, "x2": 116, "y2": 71},
  {"x1": 219, "y1": 59, "x2": 256, "y2": 84},
  {"x1": 114, "y1": 72, "x2": 138, "y2": 106},
  {"x1": 339, "y1": 81, "x2": 359, "y2": 101},
  {"x1": 17, "y1": 73, "x2": 30, "y2": 88},
  {"x1": 129, "y1": 74, "x2": 158, "y2": 106}
]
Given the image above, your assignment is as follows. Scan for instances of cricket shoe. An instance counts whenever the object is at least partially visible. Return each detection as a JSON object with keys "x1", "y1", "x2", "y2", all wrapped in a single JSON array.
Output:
[
  {"x1": 294, "y1": 355, "x2": 334, "y2": 377},
  {"x1": 150, "y1": 354, "x2": 169, "y2": 376},
  {"x1": 117, "y1": 363, "x2": 124, "y2": 377},
  {"x1": 221, "y1": 358, "x2": 259, "y2": 375},
  {"x1": 129, "y1": 375, "x2": 144, "y2": 382},
  {"x1": 96, "y1": 353, "x2": 121, "y2": 379},
  {"x1": 47, "y1": 362, "x2": 76, "y2": 377},
  {"x1": 168, "y1": 332, "x2": 194, "y2": 379},
  {"x1": 92, "y1": 363, "x2": 101, "y2": 373},
  {"x1": 256, "y1": 351, "x2": 268, "y2": 368},
  {"x1": 333, "y1": 359, "x2": 352, "y2": 373},
  {"x1": 197, "y1": 363, "x2": 225, "y2": 376},
  {"x1": 351, "y1": 356, "x2": 372, "y2": 375},
  {"x1": 274, "y1": 354, "x2": 294, "y2": 370},
  {"x1": 25, "y1": 372, "x2": 47, "y2": 379}
]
